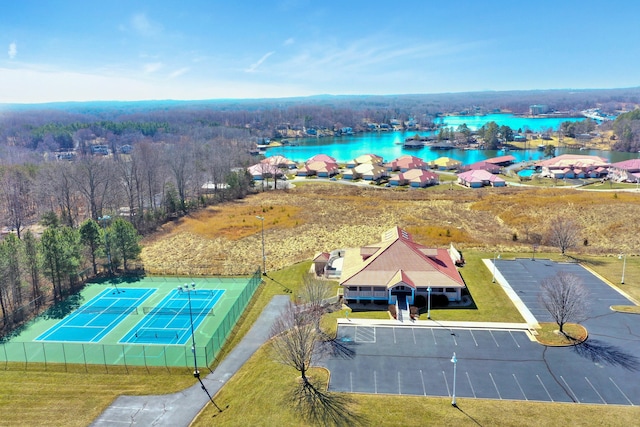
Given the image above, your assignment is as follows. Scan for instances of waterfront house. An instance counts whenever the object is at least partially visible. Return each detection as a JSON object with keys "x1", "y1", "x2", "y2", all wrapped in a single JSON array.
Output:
[
  {"x1": 536, "y1": 154, "x2": 609, "y2": 179},
  {"x1": 461, "y1": 160, "x2": 501, "y2": 174},
  {"x1": 298, "y1": 160, "x2": 339, "y2": 177},
  {"x1": 346, "y1": 153, "x2": 384, "y2": 168},
  {"x1": 247, "y1": 163, "x2": 284, "y2": 180},
  {"x1": 389, "y1": 169, "x2": 439, "y2": 187},
  {"x1": 608, "y1": 159, "x2": 640, "y2": 182},
  {"x1": 338, "y1": 226, "x2": 466, "y2": 305},
  {"x1": 429, "y1": 157, "x2": 462, "y2": 170},
  {"x1": 307, "y1": 154, "x2": 337, "y2": 164},
  {"x1": 386, "y1": 155, "x2": 428, "y2": 172},
  {"x1": 261, "y1": 155, "x2": 297, "y2": 169},
  {"x1": 457, "y1": 169, "x2": 506, "y2": 188}
]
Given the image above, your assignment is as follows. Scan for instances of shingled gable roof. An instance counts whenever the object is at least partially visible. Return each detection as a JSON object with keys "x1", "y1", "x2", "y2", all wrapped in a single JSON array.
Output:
[{"x1": 340, "y1": 227, "x2": 464, "y2": 288}]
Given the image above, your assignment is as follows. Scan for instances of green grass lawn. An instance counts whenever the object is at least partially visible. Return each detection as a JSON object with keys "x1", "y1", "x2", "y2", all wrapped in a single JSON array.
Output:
[{"x1": 2, "y1": 252, "x2": 638, "y2": 426}]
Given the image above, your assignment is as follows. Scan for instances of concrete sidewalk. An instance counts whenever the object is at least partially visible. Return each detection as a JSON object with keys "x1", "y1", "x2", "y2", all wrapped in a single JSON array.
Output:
[
  {"x1": 337, "y1": 317, "x2": 532, "y2": 331},
  {"x1": 90, "y1": 295, "x2": 289, "y2": 427}
]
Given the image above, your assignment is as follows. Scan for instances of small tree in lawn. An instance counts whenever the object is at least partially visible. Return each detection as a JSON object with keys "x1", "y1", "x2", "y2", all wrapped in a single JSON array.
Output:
[
  {"x1": 539, "y1": 271, "x2": 589, "y2": 336},
  {"x1": 269, "y1": 300, "x2": 359, "y2": 426},
  {"x1": 548, "y1": 217, "x2": 580, "y2": 255}
]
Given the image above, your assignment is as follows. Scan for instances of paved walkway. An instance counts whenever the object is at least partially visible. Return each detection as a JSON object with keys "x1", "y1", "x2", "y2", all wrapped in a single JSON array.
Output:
[{"x1": 90, "y1": 295, "x2": 289, "y2": 427}]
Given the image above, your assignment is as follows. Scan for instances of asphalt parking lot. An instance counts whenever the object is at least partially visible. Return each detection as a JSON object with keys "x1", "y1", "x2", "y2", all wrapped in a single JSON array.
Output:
[{"x1": 323, "y1": 259, "x2": 640, "y2": 405}]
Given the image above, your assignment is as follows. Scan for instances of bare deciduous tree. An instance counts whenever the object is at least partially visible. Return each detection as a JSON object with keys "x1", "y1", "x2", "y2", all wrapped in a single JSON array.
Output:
[
  {"x1": 301, "y1": 274, "x2": 335, "y2": 322},
  {"x1": 539, "y1": 271, "x2": 589, "y2": 335},
  {"x1": 548, "y1": 217, "x2": 580, "y2": 255}
]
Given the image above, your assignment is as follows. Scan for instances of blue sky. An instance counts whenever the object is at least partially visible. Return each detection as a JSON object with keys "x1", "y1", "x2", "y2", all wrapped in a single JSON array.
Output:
[{"x1": 2, "y1": 0, "x2": 639, "y2": 103}]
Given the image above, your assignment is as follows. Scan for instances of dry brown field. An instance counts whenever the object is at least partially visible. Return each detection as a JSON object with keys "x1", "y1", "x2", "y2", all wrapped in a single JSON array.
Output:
[{"x1": 141, "y1": 183, "x2": 640, "y2": 275}]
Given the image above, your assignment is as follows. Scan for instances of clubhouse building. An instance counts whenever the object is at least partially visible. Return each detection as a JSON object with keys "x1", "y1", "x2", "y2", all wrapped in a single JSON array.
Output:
[{"x1": 316, "y1": 227, "x2": 466, "y2": 305}]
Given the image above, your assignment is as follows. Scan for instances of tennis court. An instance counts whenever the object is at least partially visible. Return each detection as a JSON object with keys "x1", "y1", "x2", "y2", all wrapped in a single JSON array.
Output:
[
  {"x1": 35, "y1": 288, "x2": 154, "y2": 343},
  {"x1": 1, "y1": 272, "x2": 262, "y2": 369},
  {"x1": 120, "y1": 289, "x2": 224, "y2": 345}
]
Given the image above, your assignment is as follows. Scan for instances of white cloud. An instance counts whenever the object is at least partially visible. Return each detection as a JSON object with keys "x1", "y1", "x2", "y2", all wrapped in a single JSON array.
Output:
[
  {"x1": 8, "y1": 42, "x2": 17, "y2": 59},
  {"x1": 245, "y1": 51, "x2": 275, "y2": 73},
  {"x1": 169, "y1": 67, "x2": 190, "y2": 78},
  {"x1": 130, "y1": 13, "x2": 163, "y2": 37},
  {"x1": 283, "y1": 38, "x2": 294, "y2": 46},
  {"x1": 144, "y1": 62, "x2": 163, "y2": 74}
]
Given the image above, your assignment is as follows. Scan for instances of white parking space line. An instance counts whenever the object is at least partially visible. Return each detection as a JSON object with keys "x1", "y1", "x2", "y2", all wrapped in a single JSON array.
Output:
[
  {"x1": 585, "y1": 377, "x2": 606, "y2": 404},
  {"x1": 509, "y1": 331, "x2": 521, "y2": 348},
  {"x1": 420, "y1": 370, "x2": 426, "y2": 396},
  {"x1": 560, "y1": 376, "x2": 580, "y2": 403},
  {"x1": 393, "y1": 327, "x2": 396, "y2": 344},
  {"x1": 350, "y1": 372, "x2": 353, "y2": 392},
  {"x1": 469, "y1": 330, "x2": 479, "y2": 346},
  {"x1": 443, "y1": 370, "x2": 450, "y2": 396},
  {"x1": 537, "y1": 375, "x2": 554, "y2": 402},
  {"x1": 489, "y1": 372, "x2": 502, "y2": 399},
  {"x1": 609, "y1": 377, "x2": 633, "y2": 405},
  {"x1": 466, "y1": 372, "x2": 477, "y2": 398},
  {"x1": 398, "y1": 371, "x2": 402, "y2": 394},
  {"x1": 431, "y1": 329, "x2": 437, "y2": 345},
  {"x1": 452, "y1": 332, "x2": 458, "y2": 346},
  {"x1": 489, "y1": 330, "x2": 500, "y2": 347},
  {"x1": 513, "y1": 374, "x2": 527, "y2": 400},
  {"x1": 412, "y1": 328, "x2": 416, "y2": 344}
]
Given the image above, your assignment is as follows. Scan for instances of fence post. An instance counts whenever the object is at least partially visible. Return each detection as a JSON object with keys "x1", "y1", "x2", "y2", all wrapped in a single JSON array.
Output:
[
  {"x1": 82, "y1": 344, "x2": 89, "y2": 372},
  {"x1": 22, "y1": 342, "x2": 27, "y2": 370},
  {"x1": 62, "y1": 344, "x2": 68, "y2": 372},
  {"x1": 102, "y1": 345, "x2": 108, "y2": 373},
  {"x1": 122, "y1": 346, "x2": 128, "y2": 374},
  {"x1": 2, "y1": 343, "x2": 7, "y2": 370}
]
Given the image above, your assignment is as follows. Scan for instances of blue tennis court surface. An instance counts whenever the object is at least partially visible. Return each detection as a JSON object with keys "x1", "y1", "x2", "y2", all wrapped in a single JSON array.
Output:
[
  {"x1": 35, "y1": 288, "x2": 155, "y2": 343},
  {"x1": 120, "y1": 288, "x2": 224, "y2": 345}
]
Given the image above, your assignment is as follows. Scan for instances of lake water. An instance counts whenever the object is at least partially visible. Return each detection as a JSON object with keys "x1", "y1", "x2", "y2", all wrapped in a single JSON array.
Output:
[{"x1": 265, "y1": 113, "x2": 637, "y2": 164}]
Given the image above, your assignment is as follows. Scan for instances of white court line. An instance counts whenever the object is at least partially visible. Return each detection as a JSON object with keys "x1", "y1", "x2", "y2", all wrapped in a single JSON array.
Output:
[
  {"x1": 466, "y1": 372, "x2": 477, "y2": 398},
  {"x1": 513, "y1": 374, "x2": 527, "y2": 400},
  {"x1": 609, "y1": 377, "x2": 633, "y2": 405},
  {"x1": 560, "y1": 376, "x2": 580, "y2": 403},
  {"x1": 469, "y1": 330, "x2": 478, "y2": 346},
  {"x1": 509, "y1": 331, "x2": 521, "y2": 348},
  {"x1": 489, "y1": 330, "x2": 500, "y2": 347},
  {"x1": 489, "y1": 373, "x2": 502, "y2": 399},
  {"x1": 537, "y1": 375, "x2": 554, "y2": 402},
  {"x1": 420, "y1": 370, "x2": 426, "y2": 396},
  {"x1": 585, "y1": 377, "x2": 607, "y2": 404}
]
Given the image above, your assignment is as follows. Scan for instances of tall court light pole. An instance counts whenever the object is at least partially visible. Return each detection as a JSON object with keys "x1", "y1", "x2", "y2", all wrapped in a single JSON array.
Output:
[
  {"x1": 451, "y1": 352, "x2": 458, "y2": 407},
  {"x1": 427, "y1": 286, "x2": 432, "y2": 319},
  {"x1": 256, "y1": 216, "x2": 266, "y2": 275},
  {"x1": 98, "y1": 215, "x2": 113, "y2": 277},
  {"x1": 178, "y1": 283, "x2": 222, "y2": 413},
  {"x1": 619, "y1": 253, "x2": 627, "y2": 284}
]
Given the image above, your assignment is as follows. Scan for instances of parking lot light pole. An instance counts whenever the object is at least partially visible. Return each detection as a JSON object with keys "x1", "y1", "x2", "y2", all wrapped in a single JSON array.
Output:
[
  {"x1": 451, "y1": 352, "x2": 458, "y2": 407},
  {"x1": 492, "y1": 253, "x2": 500, "y2": 283},
  {"x1": 427, "y1": 286, "x2": 432, "y2": 319},
  {"x1": 178, "y1": 283, "x2": 222, "y2": 413},
  {"x1": 619, "y1": 253, "x2": 627, "y2": 284},
  {"x1": 256, "y1": 216, "x2": 266, "y2": 275}
]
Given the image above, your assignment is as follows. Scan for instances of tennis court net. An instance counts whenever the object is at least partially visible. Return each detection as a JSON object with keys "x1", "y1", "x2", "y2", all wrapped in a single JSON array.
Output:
[
  {"x1": 76, "y1": 306, "x2": 139, "y2": 315},
  {"x1": 142, "y1": 307, "x2": 214, "y2": 316}
]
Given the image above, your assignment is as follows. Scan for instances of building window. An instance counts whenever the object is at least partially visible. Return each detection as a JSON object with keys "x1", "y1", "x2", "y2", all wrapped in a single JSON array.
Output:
[{"x1": 445, "y1": 288, "x2": 455, "y2": 293}]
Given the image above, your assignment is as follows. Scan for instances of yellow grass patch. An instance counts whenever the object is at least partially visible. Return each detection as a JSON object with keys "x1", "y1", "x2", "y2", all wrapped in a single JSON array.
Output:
[
  {"x1": 610, "y1": 305, "x2": 640, "y2": 314},
  {"x1": 534, "y1": 323, "x2": 588, "y2": 346}
]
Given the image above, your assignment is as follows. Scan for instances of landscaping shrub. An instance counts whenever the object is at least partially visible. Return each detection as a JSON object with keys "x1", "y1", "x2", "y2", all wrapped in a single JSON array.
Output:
[
  {"x1": 388, "y1": 304, "x2": 397, "y2": 319},
  {"x1": 414, "y1": 295, "x2": 426, "y2": 308},
  {"x1": 432, "y1": 294, "x2": 449, "y2": 307}
]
